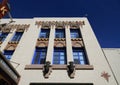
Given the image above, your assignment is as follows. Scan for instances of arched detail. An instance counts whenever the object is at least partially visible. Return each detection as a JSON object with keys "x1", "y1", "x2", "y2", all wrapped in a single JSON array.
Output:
[
  {"x1": 55, "y1": 42, "x2": 65, "y2": 47},
  {"x1": 73, "y1": 42, "x2": 83, "y2": 47},
  {"x1": 6, "y1": 45, "x2": 16, "y2": 50},
  {"x1": 37, "y1": 42, "x2": 47, "y2": 47}
]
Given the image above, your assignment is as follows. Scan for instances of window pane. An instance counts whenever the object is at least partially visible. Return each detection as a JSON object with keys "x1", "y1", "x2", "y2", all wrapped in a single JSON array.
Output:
[
  {"x1": 32, "y1": 48, "x2": 47, "y2": 64},
  {"x1": 11, "y1": 32, "x2": 23, "y2": 41},
  {"x1": 53, "y1": 48, "x2": 66, "y2": 64},
  {"x1": 73, "y1": 48, "x2": 87, "y2": 65},
  {"x1": 0, "y1": 32, "x2": 8, "y2": 41},
  {"x1": 80, "y1": 61, "x2": 85, "y2": 65},
  {"x1": 39, "y1": 29, "x2": 50, "y2": 38},
  {"x1": 55, "y1": 29, "x2": 65, "y2": 38},
  {"x1": 60, "y1": 61, "x2": 64, "y2": 64},
  {"x1": 4, "y1": 51, "x2": 14, "y2": 60},
  {"x1": 70, "y1": 29, "x2": 81, "y2": 38}
]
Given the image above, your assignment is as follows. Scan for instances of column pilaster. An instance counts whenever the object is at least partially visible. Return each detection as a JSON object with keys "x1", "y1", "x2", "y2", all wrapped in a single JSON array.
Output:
[
  {"x1": 46, "y1": 24, "x2": 55, "y2": 64},
  {"x1": 65, "y1": 25, "x2": 74, "y2": 64}
]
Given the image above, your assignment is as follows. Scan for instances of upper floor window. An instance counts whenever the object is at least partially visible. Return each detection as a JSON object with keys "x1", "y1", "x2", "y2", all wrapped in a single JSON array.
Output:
[
  {"x1": 53, "y1": 47, "x2": 67, "y2": 64},
  {"x1": 4, "y1": 50, "x2": 14, "y2": 60},
  {"x1": 73, "y1": 48, "x2": 88, "y2": 65},
  {"x1": 11, "y1": 32, "x2": 23, "y2": 41},
  {"x1": 39, "y1": 29, "x2": 50, "y2": 38},
  {"x1": 55, "y1": 29, "x2": 65, "y2": 38},
  {"x1": 70, "y1": 29, "x2": 81, "y2": 38},
  {"x1": 0, "y1": 32, "x2": 8, "y2": 41},
  {"x1": 32, "y1": 47, "x2": 47, "y2": 64}
]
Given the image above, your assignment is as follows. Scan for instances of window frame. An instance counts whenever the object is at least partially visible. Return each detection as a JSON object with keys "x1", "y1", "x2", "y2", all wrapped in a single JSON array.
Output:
[
  {"x1": 55, "y1": 29, "x2": 65, "y2": 38},
  {"x1": 39, "y1": 29, "x2": 50, "y2": 38},
  {"x1": 11, "y1": 32, "x2": 23, "y2": 41},
  {"x1": 0, "y1": 32, "x2": 9, "y2": 42},
  {"x1": 73, "y1": 47, "x2": 88, "y2": 65},
  {"x1": 53, "y1": 47, "x2": 67, "y2": 65},
  {"x1": 3, "y1": 50, "x2": 14, "y2": 60},
  {"x1": 70, "y1": 29, "x2": 81, "y2": 38},
  {"x1": 32, "y1": 47, "x2": 47, "y2": 64}
]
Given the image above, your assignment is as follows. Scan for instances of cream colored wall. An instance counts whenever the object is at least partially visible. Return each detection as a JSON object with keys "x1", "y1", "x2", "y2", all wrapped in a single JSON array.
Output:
[
  {"x1": 103, "y1": 48, "x2": 120, "y2": 85},
  {"x1": 0, "y1": 18, "x2": 118, "y2": 85}
]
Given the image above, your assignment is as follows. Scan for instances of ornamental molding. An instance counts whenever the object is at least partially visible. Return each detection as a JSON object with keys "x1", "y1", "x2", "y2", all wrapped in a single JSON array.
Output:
[
  {"x1": 4, "y1": 42, "x2": 19, "y2": 51},
  {"x1": 54, "y1": 41, "x2": 66, "y2": 47},
  {"x1": 0, "y1": 24, "x2": 30, "y2": 32},
  {"x1": 101, "y1": 71, "x2": 111, "y2": 82},
  {"x1": 35, "y1": 21, "x2": 85, "y2": 29},
  {"x1": 36, "y1": 40, "x2": 49, "y2": 47},
  {"x1": 72, "y1": 41, "x2": 84, "y2": 47}
]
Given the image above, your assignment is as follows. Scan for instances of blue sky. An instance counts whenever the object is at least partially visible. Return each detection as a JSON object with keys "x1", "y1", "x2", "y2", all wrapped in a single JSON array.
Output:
[{"x1": 2, "y1": 0, "x2": 120, "y2": 48}]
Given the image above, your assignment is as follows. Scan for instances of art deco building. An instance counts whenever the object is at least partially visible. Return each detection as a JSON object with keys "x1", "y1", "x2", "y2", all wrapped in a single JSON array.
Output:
[{"x1": 0, "y1": 18, "x2": 119, "y2": 85}]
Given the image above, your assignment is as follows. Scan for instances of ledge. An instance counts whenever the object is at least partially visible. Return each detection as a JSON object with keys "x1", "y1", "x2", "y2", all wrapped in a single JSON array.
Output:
[
  {"x1": 71, "y1": 38, "x2": 82, "y2": 41},
  {"x1": 25, "y1": 64, "x2": 93, "y2": 70},
  {"x1": 37, "y1": 38, "x2": 49, "y2": 41}
]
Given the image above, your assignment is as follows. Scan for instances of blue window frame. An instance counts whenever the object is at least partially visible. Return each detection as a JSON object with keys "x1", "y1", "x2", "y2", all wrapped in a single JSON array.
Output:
[
  {"x1": 4, "y1": 50, "x2": 14, "y2": 60},
  {"x1": 55, "y1": 29, "x2": 65, "y2": 38},
  {"x1": 11, "y1": 32, "x2": 23, "y2": 41},
  {"x1": 0, "y1": 32, "x2": 8, "y2": 41},
  {"x1": 73, "y1": 48, "x2": 88, "y2": 65},
  {"x1": 70, "y1": 29, "x2": 81, "y2": 38},
  {"x1": 39, "y1": 29, "x2": 50, "y2": 38},
  {"x1": 53, "y1": 48, "x2": 66, "y2": 64},
  {"x1": 32, "y1": 47, "x2": 47, "y2": 64}
]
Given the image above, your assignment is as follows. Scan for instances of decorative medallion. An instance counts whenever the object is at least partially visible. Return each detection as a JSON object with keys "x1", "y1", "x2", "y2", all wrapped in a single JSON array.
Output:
[{"x1": 101, "y1": 71, "x2": 111, "y2": 82}]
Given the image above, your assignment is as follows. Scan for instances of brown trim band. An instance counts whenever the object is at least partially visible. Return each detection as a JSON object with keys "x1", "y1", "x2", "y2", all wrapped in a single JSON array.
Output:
[{"x1": 25, "y1": 64, "x2": 94, "y2": 70}]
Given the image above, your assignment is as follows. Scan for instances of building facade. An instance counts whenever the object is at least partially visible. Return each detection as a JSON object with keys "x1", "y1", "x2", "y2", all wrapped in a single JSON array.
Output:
[{"x1": 0, "y1": 18, "x2": 119, "y2": 85}]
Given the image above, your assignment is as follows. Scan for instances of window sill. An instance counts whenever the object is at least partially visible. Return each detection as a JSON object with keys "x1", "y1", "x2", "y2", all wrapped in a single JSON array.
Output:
[{"x1": 25, "y1": 64, "x2": 94, "y2": 70}]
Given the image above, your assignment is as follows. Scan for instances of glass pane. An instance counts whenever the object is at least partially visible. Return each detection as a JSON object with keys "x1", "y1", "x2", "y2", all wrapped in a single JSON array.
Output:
[
  {"x1": 73, "y1": 52, "x2": 78, "y2": 56},
  {"x1": 79, "y1": 52, "x2": 83, "y2": 55},
  {"x1": 53, "y1": 61, "x2": 59, "y2": 64},
  {"x1": 54, "y1": 57, "x2": 59, "y2": 61},
  {"x1": 40, "y1": 59, "x2": 45, "y2": 64},
  {"x1": 74, "y1": 59, "x2": 79, "y2": 64},
  {"x1": 60, "y1": 56, "x2": 64, "y2": 60},
  {"x1": 60, "y1": 52, "x2": 64, "y2": 55},
  {"x1": 80, "y1": 61, "x2": 85, "y2": 65},
  {"x1": 34, "y1": 53, "x2": 40, "y2": 64},
  {"x1": 80, "y1": 56, "x2": 84, "y2": 60},
  {"x1": 60, "y1": 61, "x2": 64, "y2": 64}
]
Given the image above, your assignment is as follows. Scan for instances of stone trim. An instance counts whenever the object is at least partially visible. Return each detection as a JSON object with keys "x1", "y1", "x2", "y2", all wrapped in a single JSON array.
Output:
[
  {"x1": 0, "y1": 24, "x2": 30, "y2": 32},
  {"x1": 4, "y1": 41, "x2": 19, "y2": 51},
  {"x1": 25, "y1": 64, "x2": 93, "y2": 70},
  {"x1": 36, "y1": 38, "x2": 49, "y2": 47},
  {"x1": 54, "y1": 38, "x2": 66, "y2": 47},
  {"x1": 71, "y1": 38, "x2": 84, "y2": 47},
  {"x1": 35, "y1": 21, "x2": 85, "y2": 29}
]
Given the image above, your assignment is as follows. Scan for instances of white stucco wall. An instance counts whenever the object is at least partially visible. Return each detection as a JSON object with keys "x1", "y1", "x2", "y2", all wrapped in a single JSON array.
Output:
[
  {"x1": 0, "y1": 18, "x2": 118, "y2": 85},
  {"x1": 103, "y1": 48, "x2": 120, "y2": 85}
]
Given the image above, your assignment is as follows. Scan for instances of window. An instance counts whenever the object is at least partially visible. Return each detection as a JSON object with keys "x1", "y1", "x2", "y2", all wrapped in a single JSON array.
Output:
[
  {"x1": 55, "y1": 29, "x2": 65, "y2": 38},
  {"x1": 0, "y1": 32, "x2": 8, "y2": 41},
  {"x1": 73, "y1": 48, "x2": 88, "y2": 65},
  {"x1": 39, "y1": 29, "x2": 50, "y2": 38},
  {"x1": 3, "y1": 50, "x2": 14, "y2": 60},
  {"x1": 70, "y1": 29, "x2": 81, "y2": 38},
  {"x1": 11, "y1": 32, "x2": 23, "y2": 41},
  {"x1": 53, "y1": 48, "x2": 66, "y2": 64},
  {"x1": 32, "y1": 47, "x2": 47, "y2": 64}
]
